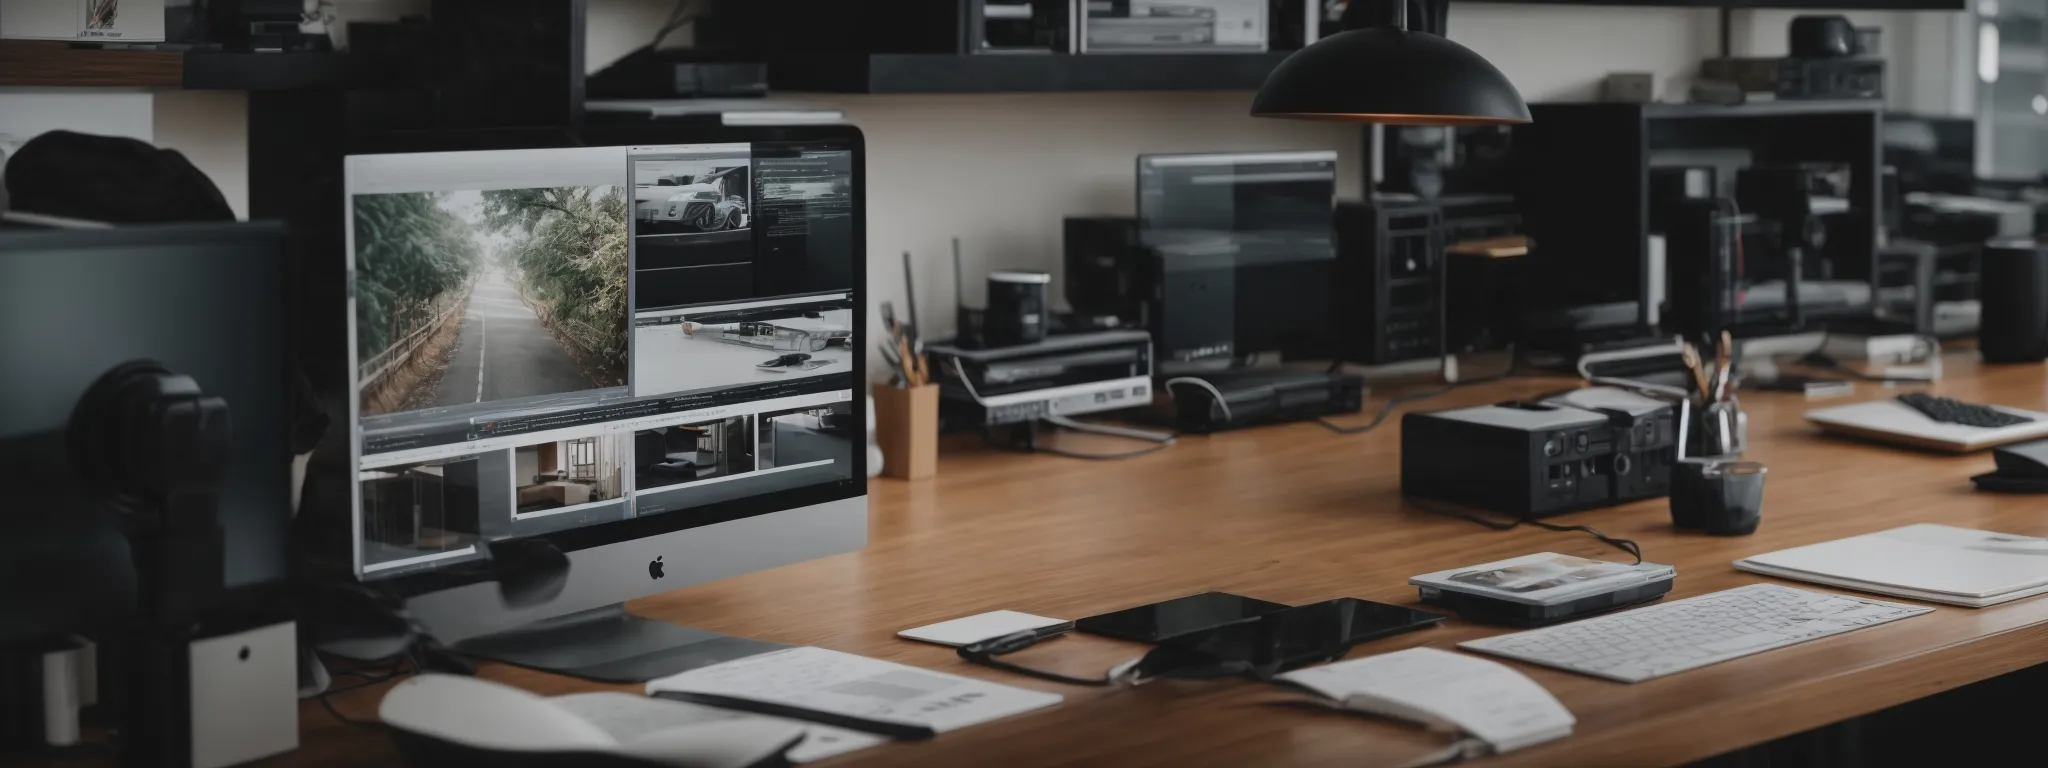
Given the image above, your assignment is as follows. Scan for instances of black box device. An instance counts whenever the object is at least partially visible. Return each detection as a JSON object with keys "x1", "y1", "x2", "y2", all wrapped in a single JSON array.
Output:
[{"x1": 1402, "y1": 388, "x2": 1677, "y2": 518}]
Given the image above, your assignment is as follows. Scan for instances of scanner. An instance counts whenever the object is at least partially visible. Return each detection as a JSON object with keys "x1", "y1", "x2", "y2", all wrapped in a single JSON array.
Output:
[{"x1": 1971, "y1": 438, "x2": 2048, "y2": 493}]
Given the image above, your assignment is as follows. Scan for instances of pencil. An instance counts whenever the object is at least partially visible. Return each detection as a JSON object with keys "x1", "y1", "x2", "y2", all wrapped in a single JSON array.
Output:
[{"x1": 1682, "y1": 343, "x2": 1711, "y2": 401}]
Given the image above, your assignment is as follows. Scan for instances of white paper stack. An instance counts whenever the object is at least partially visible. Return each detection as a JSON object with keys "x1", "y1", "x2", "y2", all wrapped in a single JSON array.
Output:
[{"x1": 1735, "y1": 524, "x2": 2048, "y2": 607}]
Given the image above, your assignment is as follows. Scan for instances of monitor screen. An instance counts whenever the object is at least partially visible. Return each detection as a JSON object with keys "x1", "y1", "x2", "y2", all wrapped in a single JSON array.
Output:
[
  {"x1": 1137, "y1": 151, "x2": 1338, "y2": 240},
  {"x1": 344, "y1": 138, "x2": 859, "y2": 580},
  {"x1": 1135, "y1": 151, "x2": 1338, "y2": 361}
]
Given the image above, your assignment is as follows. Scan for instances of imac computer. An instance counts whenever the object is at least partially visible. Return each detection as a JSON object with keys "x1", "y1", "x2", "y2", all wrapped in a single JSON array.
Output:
[{"x1": 338, "y1": 125, "x2": 866, "y2": 681}]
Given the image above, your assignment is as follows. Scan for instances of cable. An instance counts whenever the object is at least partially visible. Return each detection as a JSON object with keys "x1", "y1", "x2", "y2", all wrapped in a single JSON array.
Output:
[
  {"x1": 980, "y1": 425, "x2": 1177, "y2": 461},
  {"x1": 314, "y1": 654, "x2": 419, "y2": 729},
  {"x1": 319, "y1": 693, "x2": 379, "y2": 729},
  {"x1": 1316, "y1": 383, "x2": 1456, "y2": 435},
  {"x1": 1407, "y1": 497, "x2": 1644, "y2": 564},
  {"x1": 1163, "y1": 376, "x2": 1233, "y2": 424},
  {"x1": 1317, "y1": 348, "x2": 1520, "y2": 435},
  {"x1": 649, "y1": 0, "x2": 701, "y2": 49},
  {"x1": 1035, "y1": 441, "x2": 1177, "y2": 461}
]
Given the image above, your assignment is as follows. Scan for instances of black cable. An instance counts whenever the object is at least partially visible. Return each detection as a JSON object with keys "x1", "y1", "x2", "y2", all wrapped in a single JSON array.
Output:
[
  {"x1": 1407, "y1": 497, "x2": 1644, "y2": 565},
  {"x1": 314, "y1": 654, "x2": 419, "y2": 728},
  {"x1": 319, "y1": 692, "x2": 379, "y2": 729},
  {"x1": 1316, "y1": 383, "x2": 1456, "y2": 435},
  {"x1": 1317, "y1": 348, "x2": 1521, "y2": 435}
]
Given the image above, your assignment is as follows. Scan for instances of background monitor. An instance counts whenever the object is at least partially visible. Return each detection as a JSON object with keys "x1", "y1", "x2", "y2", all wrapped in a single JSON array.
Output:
[
  {"x1": 1, "y1": 222, "x2": 291, "y2": 642},
  {"x1": 335, "y1": 125, "x2": 866, "y2": 681},
  {"x1": 1135, "y1": 151, "x2": 1338, "y2": 364}
]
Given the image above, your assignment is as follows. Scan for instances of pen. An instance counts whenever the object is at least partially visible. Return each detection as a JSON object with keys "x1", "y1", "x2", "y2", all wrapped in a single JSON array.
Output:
[
  {"x1": 902, "y1": 251, "x2": 921, "y2": 338},
  {"x1": 653, "y1": 690, "x2": 937, "y2": 741},
  {"x1": 1682, "y1": 343, "x2": 1712, "y2": 401},
  {"x1": 1713, "y1": 331, "x2": 1733, "y2": 402}
]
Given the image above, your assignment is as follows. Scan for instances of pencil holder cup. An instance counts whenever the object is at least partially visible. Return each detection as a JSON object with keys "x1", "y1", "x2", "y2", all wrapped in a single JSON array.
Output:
[
  {"x1": 1680, "y1": 396, "x2": 1748, "y2": 459},
  {"x1": 873, "y1": 383, "x2": 938, "y2": 480},
  {"x1": 1670, "y1": 459, "x2": 1767, "y2": 535}
]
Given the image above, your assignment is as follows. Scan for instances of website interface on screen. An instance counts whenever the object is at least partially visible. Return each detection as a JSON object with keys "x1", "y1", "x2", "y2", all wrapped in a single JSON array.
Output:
[{"x1": 344, "y1": 141, "x2": 857, "y2": 579}]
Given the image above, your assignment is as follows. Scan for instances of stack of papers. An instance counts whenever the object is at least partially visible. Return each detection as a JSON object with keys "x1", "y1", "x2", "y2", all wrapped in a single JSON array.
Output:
[
  {"x1": 646, "y1": 647, "x2": 1062, "y2": 754},
  {"x1": 1735, "y1": 524, "x2": 2048, "y2": 607}
]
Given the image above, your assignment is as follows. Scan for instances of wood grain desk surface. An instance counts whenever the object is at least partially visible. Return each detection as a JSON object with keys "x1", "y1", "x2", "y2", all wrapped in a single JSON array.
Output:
[{"x1": 282, "y1": 358, "x2": 2048, "y2": 766}]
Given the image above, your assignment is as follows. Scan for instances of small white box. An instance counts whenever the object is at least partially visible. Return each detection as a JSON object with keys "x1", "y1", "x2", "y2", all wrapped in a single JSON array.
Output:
[{"x1": 2, "y1": 0, "x2": 166, "y2": 43}]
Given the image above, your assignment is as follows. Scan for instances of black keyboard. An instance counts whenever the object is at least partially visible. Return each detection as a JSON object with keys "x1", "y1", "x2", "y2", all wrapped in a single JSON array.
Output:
[{"x1": 1896, "y1": 393, "x2": 2036, "y2": 429}]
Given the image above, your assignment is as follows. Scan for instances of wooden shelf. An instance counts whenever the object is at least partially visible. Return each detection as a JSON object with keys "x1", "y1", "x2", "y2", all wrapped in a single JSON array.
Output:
[
  {"x1": 0, "y1": 40, "x2": 182, "y2": 88},
  {"x1": 0, "y1": 40, "x2": 382, "y2": 90},
  {"x1": 764, "y1": 51, "x2": 1295, "y2": 94}
]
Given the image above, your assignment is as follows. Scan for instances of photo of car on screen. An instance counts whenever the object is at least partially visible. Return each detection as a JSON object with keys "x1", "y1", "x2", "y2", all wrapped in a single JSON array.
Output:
[{"x1": 634, "y1": 161, "x2": 751, "y2": 236}]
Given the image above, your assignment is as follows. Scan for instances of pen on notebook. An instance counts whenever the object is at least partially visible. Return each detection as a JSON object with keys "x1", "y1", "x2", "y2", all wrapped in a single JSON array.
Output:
[{"x1": 652, "y1": 690, "x2": 938, "y2": 741}]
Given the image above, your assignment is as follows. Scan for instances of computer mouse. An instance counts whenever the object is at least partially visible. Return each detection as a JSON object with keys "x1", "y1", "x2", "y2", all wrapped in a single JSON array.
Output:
[{"x1": 1994, "y1": 438, "x2": 2048, "y2": 480}]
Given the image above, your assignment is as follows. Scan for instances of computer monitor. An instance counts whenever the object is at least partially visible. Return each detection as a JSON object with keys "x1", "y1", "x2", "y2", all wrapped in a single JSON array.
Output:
[
  {"x1": 1135, "y1": 151, "x2": 1337, "y2": 365},
  {"x1": 1, "y1": 222, "x2": 292, "y2": 643},
  {"x1": 339, "y1": 125, "x2": 866, "y2": 680}
]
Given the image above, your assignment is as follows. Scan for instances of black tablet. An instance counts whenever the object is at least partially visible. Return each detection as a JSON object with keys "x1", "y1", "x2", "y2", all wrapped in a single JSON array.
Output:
[
  {"x1": 1075, "y1": 591, "x2": 1290, "y2": 643},
  {"x1": 1142, "y1": 598, "x2": 1450, "y2": 679}
]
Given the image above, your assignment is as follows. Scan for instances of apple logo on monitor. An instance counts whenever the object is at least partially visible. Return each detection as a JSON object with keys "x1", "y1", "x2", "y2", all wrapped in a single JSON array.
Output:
[{"x1": 648, "y1": 556, "x2": 666, "y2": 580}]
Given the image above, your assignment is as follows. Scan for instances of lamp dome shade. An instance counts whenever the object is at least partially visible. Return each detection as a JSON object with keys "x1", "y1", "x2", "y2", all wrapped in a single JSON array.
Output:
[{"x1": 1251, "y1": 27, "x2": 1531, "y2": 125}]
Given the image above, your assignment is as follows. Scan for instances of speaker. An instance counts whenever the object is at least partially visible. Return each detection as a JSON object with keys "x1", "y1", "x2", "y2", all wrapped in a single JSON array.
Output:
[
  {"x1": 1979, "y1": 240, "x2": 2048, "y2": 364},
  {"x1": 1062, "y1": 216, "x2": 1146, "y2": 325}
]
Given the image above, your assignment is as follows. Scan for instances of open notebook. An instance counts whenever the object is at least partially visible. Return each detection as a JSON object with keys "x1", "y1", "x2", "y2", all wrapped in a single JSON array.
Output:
[
  {"x1": 1277, "y1": 647, "x2": 1574, "y2": 758},
  {"x1": 1736, "y1": 524, "x2": 2048, "y2": 607}
]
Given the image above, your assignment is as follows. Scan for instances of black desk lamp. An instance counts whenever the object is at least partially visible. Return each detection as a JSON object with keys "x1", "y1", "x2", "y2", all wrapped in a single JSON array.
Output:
[{"x1": 1251, "y1": 0, "x2": 1530, "y2": 126}]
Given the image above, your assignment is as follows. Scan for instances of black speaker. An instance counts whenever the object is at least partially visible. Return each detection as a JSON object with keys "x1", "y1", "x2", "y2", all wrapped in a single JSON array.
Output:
[
  {"x1": 1062, "y1": 216, "x2": 1146, "y2": 325},
  {"x1": 1979, "y1": 240, "x2": 2048, "y2": 364}
]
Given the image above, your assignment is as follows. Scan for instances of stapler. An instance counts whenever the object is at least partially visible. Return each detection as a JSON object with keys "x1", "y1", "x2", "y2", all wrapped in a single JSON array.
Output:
[{"x1": 1971, "y1": 439, "x2": 2048, "y2": 493}]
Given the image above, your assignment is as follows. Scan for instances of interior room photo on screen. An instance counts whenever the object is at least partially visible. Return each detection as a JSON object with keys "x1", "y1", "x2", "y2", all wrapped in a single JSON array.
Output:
[
  {"x1": 356, "y1": 455, "x2": 484, "y2": 568},
  {"x1": 634, "y1": 416, "x2": 756, "y2": 492},
  {"x1": 512, "y1": 433, "x2": 629, "y2": 517}
]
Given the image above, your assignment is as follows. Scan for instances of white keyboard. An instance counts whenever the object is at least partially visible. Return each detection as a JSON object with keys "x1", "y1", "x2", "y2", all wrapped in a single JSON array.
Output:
[{"x1": 1459, "y1": 584, "x2": 1933, "y2": 683}]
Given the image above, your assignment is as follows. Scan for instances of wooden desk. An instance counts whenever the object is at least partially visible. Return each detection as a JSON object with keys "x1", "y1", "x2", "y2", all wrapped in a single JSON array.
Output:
[{"x1": 276, "y1": 359, "x2": 2048, "y2": 765}]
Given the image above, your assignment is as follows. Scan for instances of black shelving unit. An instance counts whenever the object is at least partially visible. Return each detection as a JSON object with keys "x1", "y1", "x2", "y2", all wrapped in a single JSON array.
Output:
[
  {"x1": 0, "y1": 41, "x2": 398, "y2": 90},
  {"x1": 1511, "y1": 99, "x2": 1886, "y2": 337},
  {"x1": 762, "y1": 51, "x2": 1294, "y2": 93}
]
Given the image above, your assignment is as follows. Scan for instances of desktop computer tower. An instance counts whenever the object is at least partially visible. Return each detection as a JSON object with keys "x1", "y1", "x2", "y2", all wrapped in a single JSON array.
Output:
[
  {"x1": 1064, "y1": 216, "x2": 1148, "y2": 326},
  {"x1": 1334, "y1": 200, "x2": 1445, "y2": 364}
]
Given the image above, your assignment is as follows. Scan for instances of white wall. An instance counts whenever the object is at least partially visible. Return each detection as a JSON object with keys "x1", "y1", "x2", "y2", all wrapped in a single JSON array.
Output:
[{"x1": 6, "y1": 3, "x2": 1973, "y2": 356}]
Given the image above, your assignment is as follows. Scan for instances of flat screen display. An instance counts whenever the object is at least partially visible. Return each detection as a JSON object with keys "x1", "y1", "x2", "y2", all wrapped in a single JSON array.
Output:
[{"x1": 343, "y1": 139, "x2": 859, "y2": 579}]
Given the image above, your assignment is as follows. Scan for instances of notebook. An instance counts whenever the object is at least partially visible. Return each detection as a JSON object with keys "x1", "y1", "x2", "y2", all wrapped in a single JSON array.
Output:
[
  {"x1": 1735, "y1": 524, "x2": 2048, "y2": 607},
  {"x1": 645, "y1": 647, "x2": 1062, "y2": 734},
  {"x1": 1277, "y1": 647, "x2": 1574, "y2": 756}
]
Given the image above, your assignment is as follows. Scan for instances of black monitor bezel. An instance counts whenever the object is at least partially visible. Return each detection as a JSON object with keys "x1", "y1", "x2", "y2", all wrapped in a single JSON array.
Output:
[{"x1": 340, "y1": 123, "x2": 867, "y2": 594}]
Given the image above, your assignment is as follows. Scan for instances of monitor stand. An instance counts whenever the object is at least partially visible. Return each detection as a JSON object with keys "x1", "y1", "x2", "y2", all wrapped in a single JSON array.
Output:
[{"x1": 451, "y1": 603, "x2": 788, "y2": 683}]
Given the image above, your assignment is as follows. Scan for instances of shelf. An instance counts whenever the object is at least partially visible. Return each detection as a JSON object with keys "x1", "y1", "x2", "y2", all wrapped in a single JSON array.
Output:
[
  {"x1": 764, "y1": 51, "x2": 1295, "y2": 94},
  {"x1": 0, "y1": 40, "x2": 386, "y2": 90},
  {"x1": 0, "y1": 40, "x2": 181, "y2": 88},
  {"x1": 1639, "y1": 99, "x2": 1885, "y2": 119}
]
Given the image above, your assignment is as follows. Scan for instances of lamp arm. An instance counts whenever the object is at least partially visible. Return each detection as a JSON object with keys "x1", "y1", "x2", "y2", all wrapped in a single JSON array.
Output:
[{"x1": 1337, "y1": 0, "x2": 1447, "y2": 36}]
